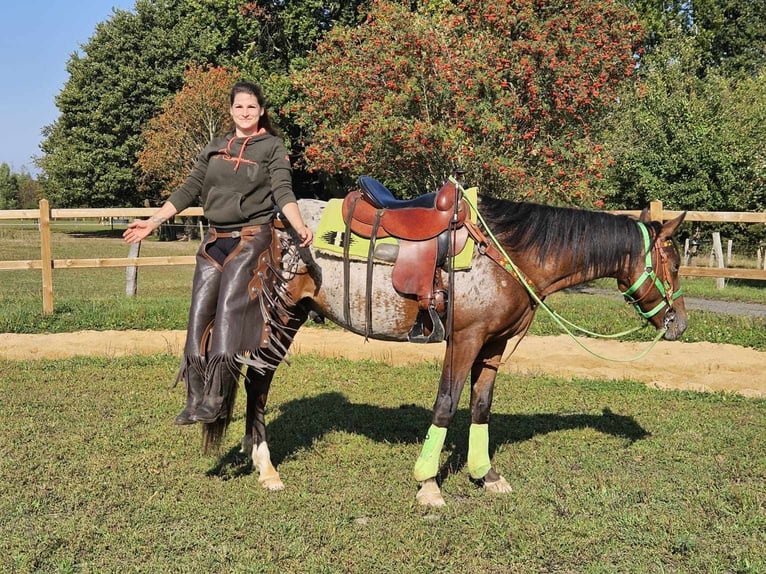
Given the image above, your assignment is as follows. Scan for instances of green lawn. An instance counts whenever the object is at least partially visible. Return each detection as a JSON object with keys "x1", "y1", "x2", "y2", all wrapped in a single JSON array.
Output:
[
  {"x1": 1, "y1": 354, "x2": 763, "y2": 573},
  {"x1": 1, "y1": 225, "x2": 763, "y2": 572}
]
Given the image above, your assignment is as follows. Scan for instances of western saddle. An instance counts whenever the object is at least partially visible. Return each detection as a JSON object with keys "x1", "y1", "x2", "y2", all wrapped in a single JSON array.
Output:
[{"x1": 341, "y1": 176, "x2": 471, "y2": 343}]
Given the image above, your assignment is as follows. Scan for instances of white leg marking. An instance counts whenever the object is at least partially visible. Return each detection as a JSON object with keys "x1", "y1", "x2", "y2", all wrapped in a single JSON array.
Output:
[
  {"x1": 483, "y1": 475, "x2": 512, "y2": 494},
  {"x1": 254, "y1": 442, "x2": 284, "y2": 491},
  {"x1": 416, "y1": 478, "x2": 446, "y2": 507}
]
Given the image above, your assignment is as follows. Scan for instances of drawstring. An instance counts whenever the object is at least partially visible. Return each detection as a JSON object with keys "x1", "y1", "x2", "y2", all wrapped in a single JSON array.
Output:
[{"x1": 226, "y1": 136, "x2": 253, "y2": 172}]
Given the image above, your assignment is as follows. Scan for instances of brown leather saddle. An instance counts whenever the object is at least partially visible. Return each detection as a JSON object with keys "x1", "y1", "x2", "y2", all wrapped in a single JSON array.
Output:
[{"x1": 341, "y1": 176, "x2": 470, "y2": 343}]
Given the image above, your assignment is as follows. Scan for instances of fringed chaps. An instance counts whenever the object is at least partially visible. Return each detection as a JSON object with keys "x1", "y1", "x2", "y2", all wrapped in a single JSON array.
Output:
[{"x1": 175, "y1": 224, "x2": 299, "y2": 421}]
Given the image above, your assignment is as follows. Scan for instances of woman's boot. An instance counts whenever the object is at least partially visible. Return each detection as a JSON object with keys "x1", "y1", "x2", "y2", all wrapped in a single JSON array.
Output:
[
  {"x1": 174, "y1": 233, "x2": 222, "y2": 424},
  {"x1": 174, "y1": 368, "x2": 205, "y2": 425}
]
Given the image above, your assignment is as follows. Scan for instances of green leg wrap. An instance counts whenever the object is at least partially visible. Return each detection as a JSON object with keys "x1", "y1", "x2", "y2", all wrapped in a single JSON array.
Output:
[
  {"x1": 467, "y1": 423, "x2": 492, "y2": 480},
  {"x1": 413, "y1": 424, "x2": 448, "y2": 482}
]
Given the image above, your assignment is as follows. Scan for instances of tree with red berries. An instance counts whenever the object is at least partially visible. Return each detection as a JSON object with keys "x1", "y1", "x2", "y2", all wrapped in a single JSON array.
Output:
[{"x1": 292, "y1": 0, "x2": 642, "y2": 204}]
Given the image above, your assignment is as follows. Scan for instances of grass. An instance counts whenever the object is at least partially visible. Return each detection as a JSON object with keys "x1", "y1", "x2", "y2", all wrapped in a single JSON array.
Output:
[
  {"x1": 532, "y1": 290, "x2": 766, "y2": 350},
  {"x1": 0, "y1": 225, "x2": 196, "y2": 332},
  {"x1": 1, "y1": 354, "x2": 763, "y2": 573}
]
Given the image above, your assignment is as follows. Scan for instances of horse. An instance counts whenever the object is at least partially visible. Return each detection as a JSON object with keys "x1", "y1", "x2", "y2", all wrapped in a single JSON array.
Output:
[{"x1": 202, "y1": 186, "x2": 687, "y2": 507}]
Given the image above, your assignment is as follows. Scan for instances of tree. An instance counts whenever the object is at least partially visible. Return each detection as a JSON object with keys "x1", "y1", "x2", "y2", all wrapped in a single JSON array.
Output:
[
  {"x1": 291, "y1": 0, "x2": 642, "y2": 204},
  {"x1": 0, "y1": 163, "x2": 18, "y2": 210},
  {"x1": 630, "y1": 0, "x2": 766, "y2": 76},
  {"x1": 15, "y1": 172, "x2": 42, "y2": 209},
  {"x1": 38, "y1": 0, "x2": 262, "y2": 207},
  {"x1": 600, "y1": 32, "x2": 765, "y2": 214},
  {"x1": 691, "y1": 0, "x2": 766, "y2": 75},
  {"x1": 37, "y1": 0, "x2": 367, "y2": 208},
  {"x1": 0, "y1": 165, "x2": 41, "y2": 210},
  {"x1": 137, "y1": 65, "x2": 238, "y2": 199}
]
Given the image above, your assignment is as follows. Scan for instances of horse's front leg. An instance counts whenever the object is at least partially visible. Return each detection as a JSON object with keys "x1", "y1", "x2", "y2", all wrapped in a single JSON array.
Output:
[
  {"x1": 468, "y1": 338, "x2": 512, "y2": 495},
  {"x1": 414, "y1": 335, "x2": 480, "y2": 507},
  {"x1": 243, "y1": 367, "x2": 284, "y2": 491}
]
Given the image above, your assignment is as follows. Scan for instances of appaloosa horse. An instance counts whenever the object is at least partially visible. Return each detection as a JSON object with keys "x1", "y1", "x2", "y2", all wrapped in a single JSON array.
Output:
[{"x1": 203, "y1": 183, "x2": 687, "y2": 507}]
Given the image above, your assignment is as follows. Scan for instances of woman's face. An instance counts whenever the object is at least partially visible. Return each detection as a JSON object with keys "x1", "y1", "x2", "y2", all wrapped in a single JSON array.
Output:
[{"x1": 230, "y1": 92, "x2": 264, "y2": 136}]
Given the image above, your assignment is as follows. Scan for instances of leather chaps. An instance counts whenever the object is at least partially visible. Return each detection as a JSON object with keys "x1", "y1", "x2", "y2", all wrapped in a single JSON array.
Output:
[{"x1": 176, "y1": 224, "x2": 292, "y2": 423}]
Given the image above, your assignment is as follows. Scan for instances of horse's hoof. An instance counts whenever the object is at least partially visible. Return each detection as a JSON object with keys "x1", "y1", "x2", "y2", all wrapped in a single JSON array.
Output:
[
  {"x1": 484, "y1": 475, "x2": 512, "y2": 494},
  {"x1": 259, "y1": 471, "x2": 285, "y2": 491},
  {"x1": 416, "y1": 480, "x2": 446, "y2": 507}
]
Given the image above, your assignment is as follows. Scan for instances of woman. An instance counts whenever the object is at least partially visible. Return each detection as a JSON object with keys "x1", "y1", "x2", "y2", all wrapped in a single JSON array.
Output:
[{"x1": 124, "y1": 81, "x2": 312, "y2": 425}]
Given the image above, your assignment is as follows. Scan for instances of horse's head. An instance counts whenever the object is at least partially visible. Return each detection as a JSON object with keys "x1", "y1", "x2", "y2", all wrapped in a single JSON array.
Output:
[{"x1": 619, "y1": 210, "x2": 688, "y2": 341}]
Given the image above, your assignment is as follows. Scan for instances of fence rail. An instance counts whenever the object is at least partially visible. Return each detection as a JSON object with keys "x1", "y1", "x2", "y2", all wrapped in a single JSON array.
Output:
[{"x1": 0, "y1": 199, "x2": 764, "y2": 315}]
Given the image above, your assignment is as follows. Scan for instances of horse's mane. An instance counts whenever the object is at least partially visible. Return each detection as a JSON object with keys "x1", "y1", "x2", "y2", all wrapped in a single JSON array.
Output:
[{"x1": 477, "y1": 195, "x2": 646, "y2": 277}]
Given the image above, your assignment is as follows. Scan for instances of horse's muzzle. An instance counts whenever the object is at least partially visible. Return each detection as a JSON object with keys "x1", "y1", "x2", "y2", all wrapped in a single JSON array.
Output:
[{"x1": 662, "y1": 307, "x2": 687, "y2": 341}]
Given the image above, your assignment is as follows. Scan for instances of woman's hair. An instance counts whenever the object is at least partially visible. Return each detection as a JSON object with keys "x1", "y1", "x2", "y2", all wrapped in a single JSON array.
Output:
[{"x1": 229, "y1": 81, "x2": 280, "y2": 136}]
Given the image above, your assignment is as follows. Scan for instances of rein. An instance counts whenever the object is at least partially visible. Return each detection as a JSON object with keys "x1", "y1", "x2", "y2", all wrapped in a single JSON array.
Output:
[{"x1": 454, "y1": 179, "x2": 670, "y2": 363}]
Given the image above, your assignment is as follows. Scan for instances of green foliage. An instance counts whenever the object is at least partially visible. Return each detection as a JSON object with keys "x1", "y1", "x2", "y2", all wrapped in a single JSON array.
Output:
[
  {"x1": 38, "y1": 0, "x2": 262, "y2": 208},
  {"x1": 137, "y1": 65, "x2": 239, "y2": 197},
  {"x1": 0, "y1": 163, "x2": 18, "y2": 210},
  {"x1": 599, "y1": 31, "x2": 766, "y2": 217},
  {"x1": 631, "y1": 0, "x2": 766, "y2": 77},
  {"x1": 292, "y1": 0, "x2": 642, "y2": 203},
  {"x1": 690, "y1": 0, "x2": 766, "y2": 75},
  {"x1": 0, "y1": 164, "x2": 41, "y2": 210},
  {"x1": 1, "y1": 354, "x2": 763, "y2": 572},
  {"x1": 237, "y1": 0, "x2": 366, "y2": 71}
]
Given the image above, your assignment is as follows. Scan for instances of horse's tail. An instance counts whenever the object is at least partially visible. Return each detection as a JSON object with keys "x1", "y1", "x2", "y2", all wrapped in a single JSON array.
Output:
[{"x1": 201, "y1": 379, "x2": 239, "y2": 454}]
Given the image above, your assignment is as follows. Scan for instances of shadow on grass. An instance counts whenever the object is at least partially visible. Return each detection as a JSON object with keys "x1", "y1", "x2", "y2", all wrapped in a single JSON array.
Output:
[
  {"x1": 208, "y1": 392, "x2": 648, "y2": 478},
  {"x1": 206, "y1": 445, "x2": 253, "y2": 480}
]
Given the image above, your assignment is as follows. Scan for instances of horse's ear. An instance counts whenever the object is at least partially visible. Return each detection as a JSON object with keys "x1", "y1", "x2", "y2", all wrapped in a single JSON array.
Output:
[
  {"x1": 638, "y1": 208, "x2": 651, "y2": 223},
  {"x1": 660, "y1": 211, "x2": 687, "y2": 240}
]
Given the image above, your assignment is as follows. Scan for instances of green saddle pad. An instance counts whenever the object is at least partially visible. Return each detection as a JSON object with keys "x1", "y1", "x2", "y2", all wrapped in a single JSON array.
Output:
[{"x1": 312, "y1": 187, "x2": 478, "y2": 271}]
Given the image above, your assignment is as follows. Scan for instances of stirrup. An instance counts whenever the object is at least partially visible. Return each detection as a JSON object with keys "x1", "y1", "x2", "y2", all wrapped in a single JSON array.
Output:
[{"x1": 408, "y1": 307, "x2": 445, "y2": 344}]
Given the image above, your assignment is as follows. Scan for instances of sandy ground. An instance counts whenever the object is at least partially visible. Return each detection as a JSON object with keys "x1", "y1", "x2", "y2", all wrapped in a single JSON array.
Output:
[{"x1": 0, "y1": 328, "x2": 763, "y2": 398}]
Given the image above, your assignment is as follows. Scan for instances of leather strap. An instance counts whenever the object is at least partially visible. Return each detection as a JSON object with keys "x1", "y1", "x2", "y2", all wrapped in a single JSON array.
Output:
[
  {"x1": 211, "y1": 224, "x2": 270, "y2": 239},
  {"x1": 365, "y1": 210, "x2": 383, "y2": 339},
  {"x1": 343, "y1": 195, "x2": 359, "y2": 329}
]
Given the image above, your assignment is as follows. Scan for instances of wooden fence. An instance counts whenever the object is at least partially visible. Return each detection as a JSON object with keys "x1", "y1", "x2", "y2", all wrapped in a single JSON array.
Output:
[{"x1": 0, "y1": 199, "x2": 764, "y2": 315}]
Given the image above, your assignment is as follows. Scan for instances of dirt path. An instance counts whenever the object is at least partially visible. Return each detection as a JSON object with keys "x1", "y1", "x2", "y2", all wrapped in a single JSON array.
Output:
[{"x1": 1, "y1": 328, "x2": 763, "y2": 398}]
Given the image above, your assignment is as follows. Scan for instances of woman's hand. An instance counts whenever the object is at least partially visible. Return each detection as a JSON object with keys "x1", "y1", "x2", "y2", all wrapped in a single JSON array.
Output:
[
  {"x1": 123, "y1": 202, "x2": 178, "y2": 244},
  {"x1": 281, "y1": 202, "x2": 313, "y2": 247},
  {"x1": 123, "y1": 219, "x2": 156, "y2": 244},
  {"x1": 295, "y1": 225, "x2": 313, "y2": 248}
]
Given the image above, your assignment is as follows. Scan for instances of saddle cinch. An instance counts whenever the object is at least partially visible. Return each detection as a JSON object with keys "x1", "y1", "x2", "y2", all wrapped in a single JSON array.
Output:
[{"x1": 341, "y1": 176, "x2": 471, "y2": 343}]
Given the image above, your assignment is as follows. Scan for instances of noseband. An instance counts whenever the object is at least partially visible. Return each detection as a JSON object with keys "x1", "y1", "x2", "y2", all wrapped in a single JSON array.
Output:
[{"x1": 621, "y1": 222, "x2": 682, "y2": 324}]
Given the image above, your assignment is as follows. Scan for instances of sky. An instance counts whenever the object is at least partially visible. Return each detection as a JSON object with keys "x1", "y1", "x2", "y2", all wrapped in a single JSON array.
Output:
[{"x1": 0, "y1": 1, "x2": 136, "y2": 175}]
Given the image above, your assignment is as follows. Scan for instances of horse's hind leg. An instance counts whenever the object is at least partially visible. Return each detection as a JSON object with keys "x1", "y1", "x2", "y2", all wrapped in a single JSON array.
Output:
[
  {"x1": 243, "y1": 366, "x2": 284, "y2": 491},
  {"x1": 468, "y1": 338, "x2": 512, "y2": 494}
]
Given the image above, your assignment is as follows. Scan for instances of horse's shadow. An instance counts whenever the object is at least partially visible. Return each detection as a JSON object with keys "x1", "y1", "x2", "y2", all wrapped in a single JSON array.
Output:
[{"x1": 208, "y1": 392, "x2": 649, "y2": 479}]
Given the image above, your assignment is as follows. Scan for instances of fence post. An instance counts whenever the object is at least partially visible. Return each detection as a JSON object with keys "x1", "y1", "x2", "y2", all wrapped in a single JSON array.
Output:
[
  {"x1": 39, "y1": 199, "x2": 54, "y2": 315},
  {"x1": 711, "y1": 232, "x2": 725, "y2": 289},
  {"x1": 649, "y1": 200, "x2": 663, "y2": 222},
  {"x1": 125, "y1": 241, "x2": 141, "y2": 296}
]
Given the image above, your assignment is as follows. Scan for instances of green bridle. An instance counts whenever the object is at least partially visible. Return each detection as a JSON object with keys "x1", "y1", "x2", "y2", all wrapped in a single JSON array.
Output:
[{"x1": 621, "y1": 222, "x2": 683, "y2": 321}]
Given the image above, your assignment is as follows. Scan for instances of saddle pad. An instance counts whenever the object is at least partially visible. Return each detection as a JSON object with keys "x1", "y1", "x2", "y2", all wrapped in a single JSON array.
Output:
[{"x1": 313, "y1": 187, "x2": 478, "y2": 270}]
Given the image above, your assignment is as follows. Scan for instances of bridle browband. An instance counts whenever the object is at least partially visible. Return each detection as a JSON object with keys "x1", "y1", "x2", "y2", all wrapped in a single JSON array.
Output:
[{"x1": 621, "y1": 221, "x2": 682, "y2": 324}]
